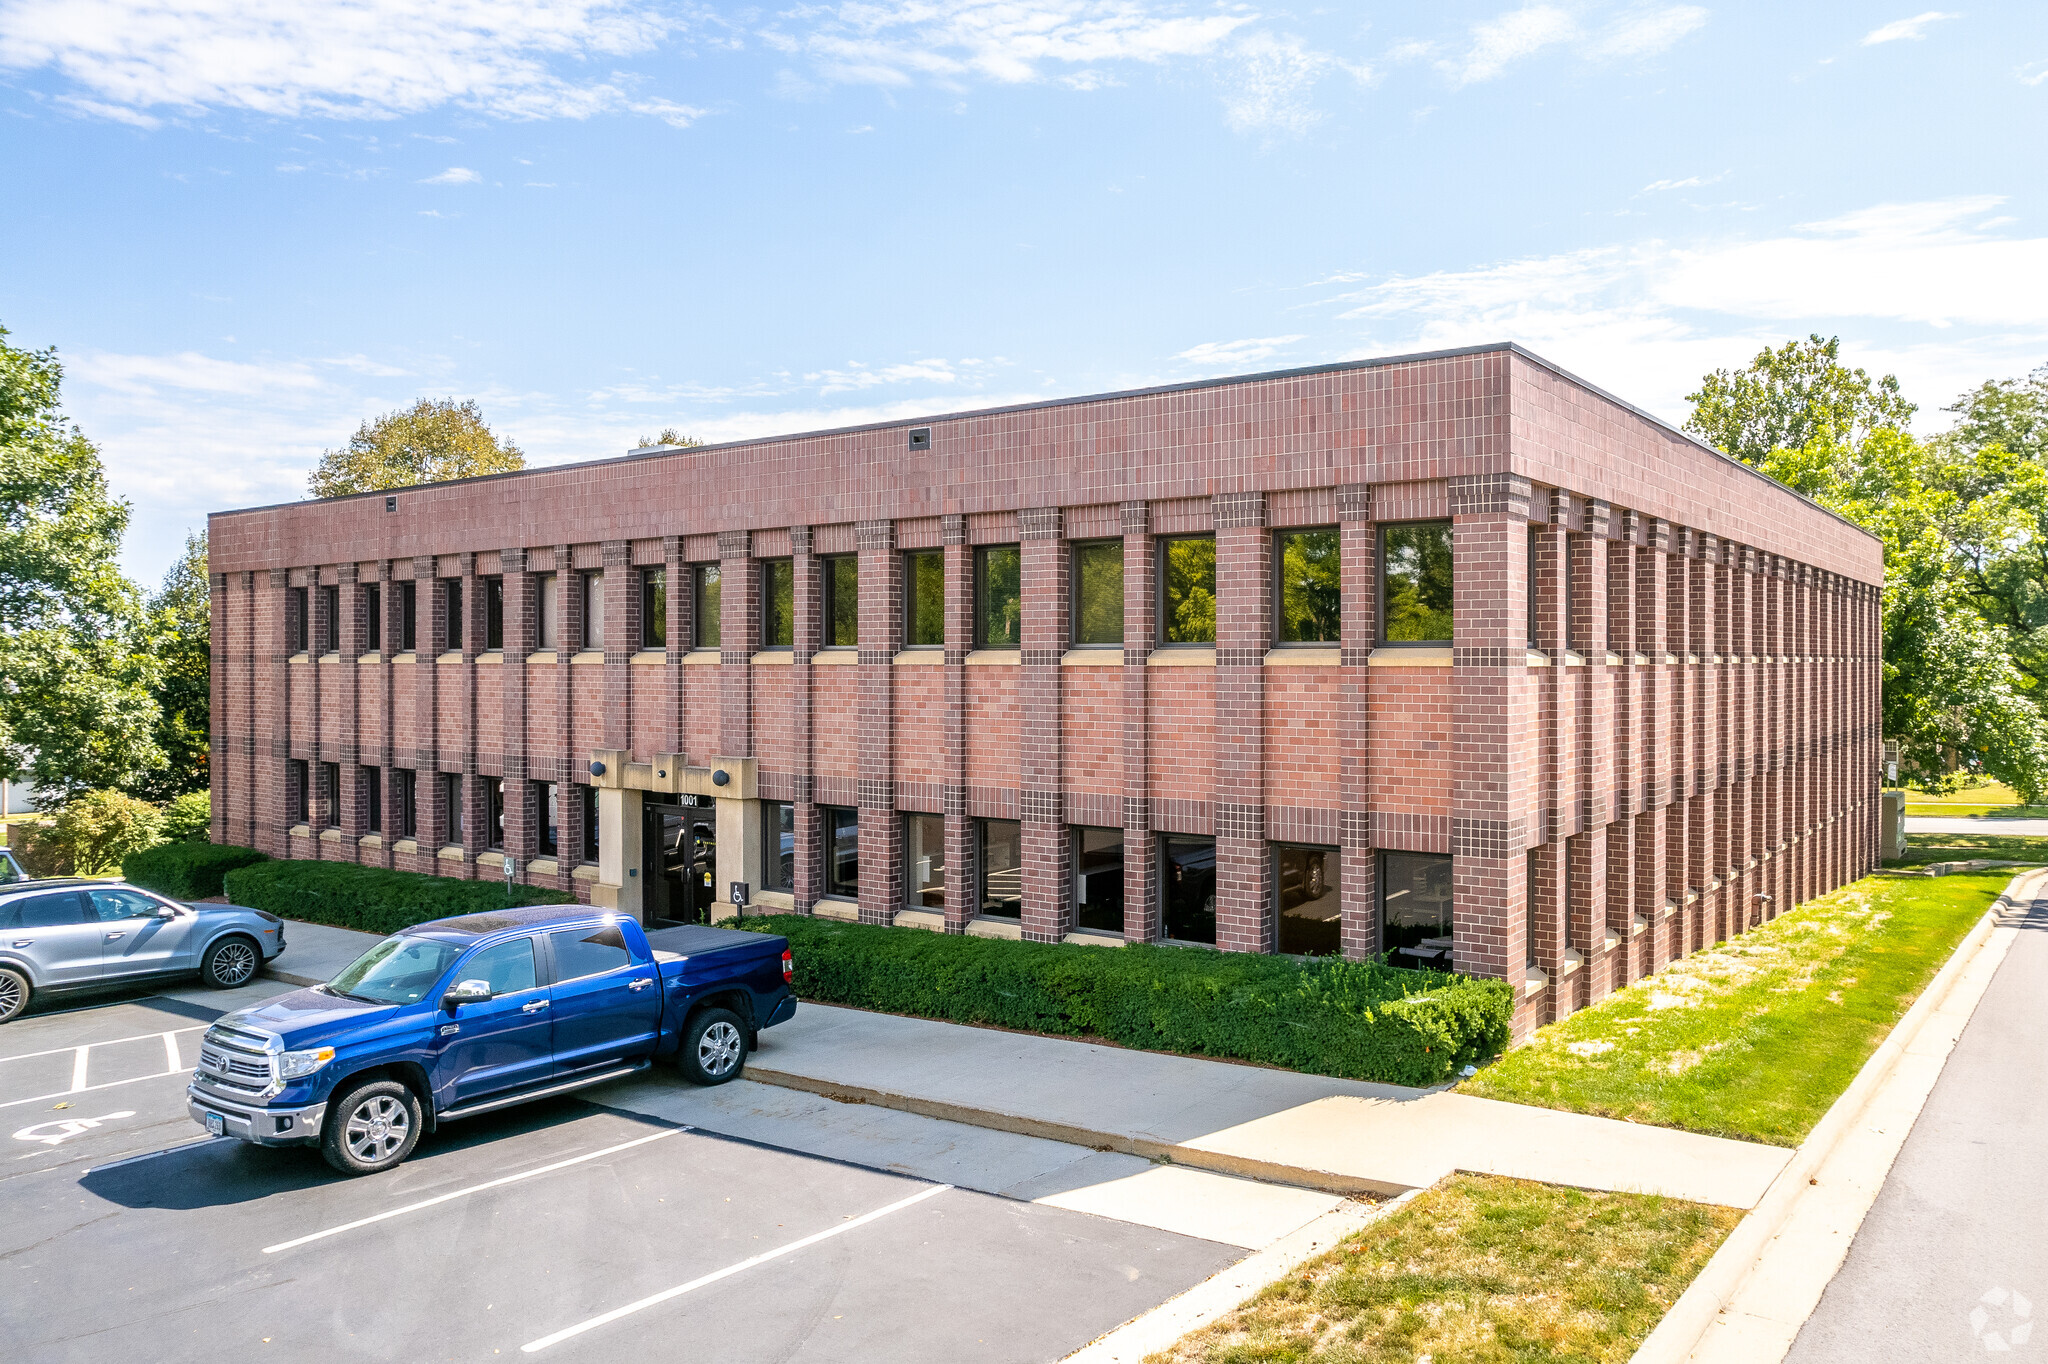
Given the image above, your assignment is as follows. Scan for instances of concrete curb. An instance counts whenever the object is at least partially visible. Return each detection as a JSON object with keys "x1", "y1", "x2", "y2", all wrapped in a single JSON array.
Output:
[
  {"x1": 1059, "y1": 1189, "x2": 1425, "y2": 1363},
  {"x1": 262, "y1": 967, "x2": 325, "y2": 988},
  {"x1": 1628, "y1": 866, "x2": 2048, "y2": 1364},
  {"x1": 743, "y1": 1066, "x2": 1412, "y2": 1197}
]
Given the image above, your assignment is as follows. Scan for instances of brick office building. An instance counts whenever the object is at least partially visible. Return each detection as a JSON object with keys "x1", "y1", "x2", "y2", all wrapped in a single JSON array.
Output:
[{"x1": 207, "y1": 343, "x2": 1884, "y2": 1037}]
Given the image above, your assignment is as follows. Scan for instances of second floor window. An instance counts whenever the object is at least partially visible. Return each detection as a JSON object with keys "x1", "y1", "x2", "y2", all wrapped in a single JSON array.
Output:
[
  {"x1": 1382, "y1": 521, "x2": 1453, "y2": 643},
  {"x1": 442, "y1": 773, "x2": 463, "y2": 844},
  {"x1": 824, "y1": 556, "x2": 858, "y2": 647},
  {"x1": 363, "y1": 766, "x2": 382, "y2": 834},
  {"x1": 484, "y1": 576, "x2": 504, "y2": 651},
  {"x1": 693, "y1": 565, "x2": 721, "y2": 649},
  {"x1": 641, "y1": 568, "x2": 666, "y2": 649},
  {"x1": 582, "y1": 571, "x2": 604, "y2": 649},
  {"x1": 445, "y1": 579, "x2": 464, "y2": 651},
  {"x1": 762, "y1": 559, "x2": 794, "y2": 647},
  {"x1": 318, "y1": 584, "x2": 339, "y2": 653},
  {"x1": 1073, "y1": 540, "x2": 1123, "y2": 645},
  {"x1": 976, "y1": 545, "x2": 1020, "y2": 648},
  {"x1": 395, "y1": 769, "x2": 417, "y2": 838},
  {"x1": 289, "y1": 759, "x2": 309, "y2": 823},
  {"x1": 537, "y1": 573, "x2": 558, "y2": 650},
  {"x1": 320, "y1": 762, "x2": 340, "y2": 827},
  {"x1": 1276, "y1": 528, "x2": 1340, "y2": 644},
  {"x1": 905, "y1": 550, "x2": 943, "y2": 647},
  {"x1": 398, "y1": 581, "x2": 417, "y2": 652},
  {"x1": 364, "y1": 582, "x2": 382, "y2": 653},
  {"x1": 1159, "y1": 534, "x2": 1216, "y2": 644},
  {"x1": 288, "y1": 586, "x2": 309, "y2": 653}
]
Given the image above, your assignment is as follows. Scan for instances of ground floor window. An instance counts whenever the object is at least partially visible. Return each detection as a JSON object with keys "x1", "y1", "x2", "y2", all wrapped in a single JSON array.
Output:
[
  {"x1": 1161, "y1": 834, "x2": 1216, "y2": 944},
  {"x1": 485, "y1": 777, "x2": 505, "y2": 850},
  {"x1": 979, "y1": 819, "x2": 1021, "y2": 918},
  {"x1": 442, "y1": 773, "x2": 463, "y2": 845},
  {"x1": 1073, "y1": 827, "x2": 1123, "y2": 933},
  {"x1": 822, "y1": 806, "x2": 859, "y2": 898},
  {"x1": 1381, "y1": 850, "x2": 1452, "y2": 968},
  {"x1": 395, "y1": 769, "x2": 417, "y2": 839},
  {"x1": 534, "y1": 782, "x2": 558, "y2": 857},
  {"x1": 761, "y1": 801, "x2": 794, "y2": 892},
  {"x1": 905, "y1": 813, "x2": 945, "y2": 908},
  {"x1": 288, "y1": 760, "x2": 308, "y2": 824},
  {"x1": 320, "y1": 762, "x2": 340, "y2": 829},
  {"x1": 362, "y1": 766, "x2": 382, "y2": 834},
  {"x1": 1275, "y1": 844, "x2": 1338, "y2": 956},
  {"x1": 581, "y1": 785, "x2": 599, "y2": 862}
]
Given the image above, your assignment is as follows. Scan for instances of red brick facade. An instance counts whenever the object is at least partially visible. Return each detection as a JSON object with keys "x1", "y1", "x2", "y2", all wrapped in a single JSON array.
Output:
[{"x1": 207, "y1": 344, "x2": 1884, "y2": 1038}]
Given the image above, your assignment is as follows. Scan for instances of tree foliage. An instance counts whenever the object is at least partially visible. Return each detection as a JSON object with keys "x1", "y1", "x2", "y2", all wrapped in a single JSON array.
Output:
[
  {"x1": 132, "y1": 531, "x2": 211, "y2": 801},
  {"x1": 308, "y1": 397, "x2": 525, "y2": 498},
  {"x1": 635, "y1": 428, "x2": 702, "y2": 449},
  {"x1": 46, "y1": 788, "x2": 165, "y2": 875},
  {"x1": 1685, "y1": 335, "x2": 1916, "y2": 472},
  {"x1": 0, "y1": 324, "x2": 163, "y2": 798}
]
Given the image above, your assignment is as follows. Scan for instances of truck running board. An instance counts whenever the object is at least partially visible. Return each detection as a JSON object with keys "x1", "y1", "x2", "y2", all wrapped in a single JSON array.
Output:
[{"x1": 438, "y1": 1061, "x2": 652, "y2": 1122}]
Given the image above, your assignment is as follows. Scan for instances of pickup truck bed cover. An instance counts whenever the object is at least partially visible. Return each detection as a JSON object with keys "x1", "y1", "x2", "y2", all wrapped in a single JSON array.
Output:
[{"x1": 643, "y1": 923, "x2": 776, "y2": 958}]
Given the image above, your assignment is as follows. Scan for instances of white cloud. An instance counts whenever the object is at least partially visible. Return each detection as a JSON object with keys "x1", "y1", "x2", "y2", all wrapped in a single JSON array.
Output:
[
  {"x1": 1639, "y1": 172, "x2": 1726, "y2": 193},
  {"x1": 72, "y1": 349, "x2": 326, "y2": 397},
  {"x1": 801, "y1": 358, "x2": 963, "y2": 395},
  {"x1": 1861, "y1": 11, "x2": 1959, "y2": 45},
  {"x1": 1222, "y1": 31, "x2": 1368, "y2": 136},
  {"x1": 1442, "y1": 3, "x2": 1706, "y2": 85},
  {"x1": 1592, "y1": 4, "x2": 1708, "y2": 58},
  {"x1": 760, "y1": 0, "x2": 1253, "y2": 88},
  {"x1": 1320, "y1": 195, "x2": 2048, "y2": 424},
  {"x1": 1444, "y1": 5, "x2": 1577, "y2": 85},
  {"x1": 419, "y1": 166, "x2": 481, "y2": 185},
  {"x1": 1175, "y1": 335, "x2": 1305, "y2": 368},
  {"x1": 0, "y1": 0, "x2": 688, "y2": 125}
]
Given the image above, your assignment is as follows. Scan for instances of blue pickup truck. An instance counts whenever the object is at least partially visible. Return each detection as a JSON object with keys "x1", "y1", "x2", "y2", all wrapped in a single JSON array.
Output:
[{"x1": 187, "y1": 905, "x2": 795, "y2": 1175}]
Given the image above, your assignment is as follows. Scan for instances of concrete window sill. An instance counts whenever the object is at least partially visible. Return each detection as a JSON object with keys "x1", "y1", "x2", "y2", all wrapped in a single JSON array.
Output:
[
  {"x1": 812, "y1": 897, "x2": 860, "y2": 921},
  {"x1": 1558, "y1": 948, "x2": 1584, "y2": 976},
  {"x1": 1060, "y1": 648, "x2": 1123, "y2": 667},
  {"x1": 392, "y1": 838, "x2": 418, "y2": 854},
  {"x1": 570, "y1": 650, "x2": 603, "y2": 665},
  {"x1": 683, "y1": 649, "x2": 721, "y2": 666},
  {"x1": 966, "y1": 915, "x2": 1023, "y2": 940},
  {"x1": 1600, "y1": 926, "x2": 1621, "y2": 952},
  {"x1": 892, "y1": 649, "x2": 945, "y2": 666},
  {"x1": 528, "y1": 857, "x2": 559, "y2": 877},
  {"x1": 390, "y1": 652, "x2": 417, "y2": 664},
  {"x1": 965, "y1": 649, "x2": 1020, "y2": 666},
  {"x1": 571, "y1": 862, "x2": 601, "y2": 881},
  {"x1": 359, "y1": 833, "x2": 382, "y2": 848},
  {"x1": 289, "y1": 824, "x2": 311, "y2": 838},
  {"x1": 893, "y1": 907, "x2": 945, "y2": 932},
  {"x1": 527, "y1": 650, "x2": 557, "y2": 665},
  {"x1": 631, "y1": 650, "x2": 667, "y2": 666},
  {"x1": 1368, "y1": 646, "x2": 1452, "y2": 667},
  {"x1": 1146, "y1": 647, "x2": 1215, "y2": 667},
  {"x1": 478, "y1": 850, "x2": 506, "y2": 868},
  {"x1": 475, "y1": 651, "x2": 503, "y2": 665},
  {"x1": 437, "y1": 844, "x2": 464, "y2": 862},
  {"x1": 290, "y1": 651, "x2": 310, "y2": 663},
  {"x1": 751, "y1": 650, "x2": 794, "y2": 666},
  {"x1": 750, "y1": 890, "x2": 796, "y2": 911},
  {"x1": 318, "y1": 828, "x2": 341, "y2": 842},
  {"x1": 1522, "y1": 967, "x2": 1549, "y2": 997},
  {"x1": 357, "y1": 652, "x2": 381, "y2": 665},
  {"x1": 1063, "y1": 929, "x2": 1125, "y2": 948},
  {"x1": 1265, "y1": 648, "x2": 1340, "y2": 667},
  {"x1": 1630, "y1": 914, "x2": 1648, "y2": 937},
  {"x1": 811, "y1": 649, "x2": 859, "y2": 665},
  {"x1": 1525, "y1": 649, "x2": 1551, "y2": 666},
  {"x1": 1561, "y1": 651, "x2": 1588, "y2": 667},
  {"x1": 319, "y1": 652, "x2": 342, "y2": 664}
]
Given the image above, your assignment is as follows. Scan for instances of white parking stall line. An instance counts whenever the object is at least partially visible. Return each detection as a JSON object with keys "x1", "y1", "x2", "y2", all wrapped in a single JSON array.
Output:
[
  {"x1": 262, "y1": 1128, "x2": 688, "y2": 1255},
  {"x1": 0, "y1": 1025, "x2": 207, "y2": 1067},
  {"x1": 69, "y1": 1047, "x2": 90, "y2": 1092},
  {"x1": 162, "y1": 1031, "x2": 180, "y2": 1072},
  {"x1": 520, "y1": 1182, "x2": 953, "y2": 1354}
]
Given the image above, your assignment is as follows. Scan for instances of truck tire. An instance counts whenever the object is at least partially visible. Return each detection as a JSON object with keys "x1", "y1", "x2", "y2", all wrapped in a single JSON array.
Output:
[
  {"x1": 0, "y1": 966, "x2": 28, "y2": 1024},
  {"x1": 680, "y1": 1007, "x2": 749, "y2": 1086},
  {"x1": 322, "y1": 1078, "x2": 424, "y2": 1175},
  {"x1": 201, "y1": 935, "x2": 260, "y2": 989}
]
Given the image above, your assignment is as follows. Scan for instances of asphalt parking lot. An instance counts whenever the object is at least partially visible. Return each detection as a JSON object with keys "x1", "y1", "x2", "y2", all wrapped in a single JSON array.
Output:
[{"x1": 0, "y1": 978, "x2": 1301, "y2": 1364}]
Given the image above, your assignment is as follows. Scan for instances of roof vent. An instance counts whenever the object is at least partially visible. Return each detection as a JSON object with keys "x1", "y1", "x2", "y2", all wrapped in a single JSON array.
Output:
[
  {"x1": 907, "y1": 427, "x2": 931, "y2": 450},
  {"x1": 385, "y1": 496, "x2": 397, "y2": 512}
]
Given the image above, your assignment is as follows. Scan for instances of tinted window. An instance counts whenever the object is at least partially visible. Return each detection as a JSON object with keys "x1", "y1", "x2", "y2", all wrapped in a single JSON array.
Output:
[
  {"x1": 90, "y1": 888, "x2": 165, "y2": 922},
  {"x1": 4, "y1": 891, "x2": 86, "y2": 929},
  {"x1": 1162, "y1": 835, "x2": 1216, "y2": 943},
  {"x1": 977, "y1": 546, "x2": 1021, "y2": 648},
  {"x1": 823, "y1": 807, "x2": 859, "y2": 898},
  {"x1": 0, "y1": 856, "x2": 22, "y2": 885},
  {"x1": 642, "y1": 568, "x2": 667, "y2": 649},
  {"x1": 905, "y1": 813, "x2": 944, "y2": 908},
  {"x1": 825, "y1": 556, "x2": 858, "y2": 647},
  {"x1": 1074, "y1": 827, "x2": 1123, "y2": 933},
  {"x1": 979, "y1": 819, "x2": 1021, "y2": 917},
  {"x1": 1382, "y1": 522, "x2": 1453, "y2": 642},
  {"x1": 551, "y1": 925, "x2": 632, "y2": 980},
  {"x1": 329, "y1": 935, "x2": 464, "y2": 1005},
  {"x1": 1160, "y1": 536, "x2": 1216, "y2": 644},
  {"x1": 1381, "y1": 851, "x2": 1453, "y2": 964},
  {"x1": 1276, "y1": 529, "x2": 1340, "y2": 644},
  {"x1": 762, "y1": 560, "x2": 794, "y2": 647},
  {"x1": 456, "y1": 937, "x2": 538, "y2": 995},
  {"x1": 1073, "y1": 541, "x2": 1123, "y2": 645},
  {"x1": 694, "y1": 565, "x2": 721, "y2": 648},
  {"x1": 905, "y1": 551, "x2": 944, "y2": 646},
  {"x1": 1275, "y1": 845, "x2": 1338, "y2": 956}
]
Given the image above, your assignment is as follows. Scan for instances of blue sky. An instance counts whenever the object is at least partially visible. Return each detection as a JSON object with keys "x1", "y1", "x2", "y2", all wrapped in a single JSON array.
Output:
[{"x1": 2, "y1": 1, "x2": 2043, "y2": 584}]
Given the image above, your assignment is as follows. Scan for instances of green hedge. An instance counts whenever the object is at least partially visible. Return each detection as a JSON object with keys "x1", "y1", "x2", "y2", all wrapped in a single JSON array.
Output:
[
  {"x1": 221, "y1": 859, "x2": 576, "y2": 935},
  {"x1": 741, "y1": 915, "x2": 1513, "y2": 1086},
  {"x1": 123, "y1": 842, "x2": 270, "y2": 899}
]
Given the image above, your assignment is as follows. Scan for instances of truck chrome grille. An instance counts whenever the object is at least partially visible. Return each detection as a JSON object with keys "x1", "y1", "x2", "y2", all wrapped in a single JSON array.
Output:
[{"x1": 196, "y1": 1024, "x2": 276, "y2": 1098}]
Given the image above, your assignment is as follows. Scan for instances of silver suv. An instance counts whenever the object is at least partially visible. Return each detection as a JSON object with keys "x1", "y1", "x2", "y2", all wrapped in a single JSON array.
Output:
[{"x1": 0, "y1": 879, "x2": 287, "y2": 1023}]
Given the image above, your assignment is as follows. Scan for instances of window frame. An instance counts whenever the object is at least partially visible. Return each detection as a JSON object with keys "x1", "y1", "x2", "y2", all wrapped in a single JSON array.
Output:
[
  {"x1": 397, "y1": 580, "x2": 417, "y2": 653},
  {"x1": 821, "y1": 805, "x2": 860, "y2": 900},
  {"x1": 395, "y1": 769, "x2": 418, "y2": 839},
  {"x1": 1377, "y1": 519, "x2": 1454, "y2": 646},
  {"x1": 976, "y1": 818, "x2": 1022, "y2": 919},
  {"x1": 484, "y1": 576, "x2": 505, "y2": 651},
  {"x1": 640, "y1": 567, "x2": 667, "y2": 651},
  {"x1": 903, "y1": 812, "x2": 945, "y2": 910},
  {"x1": 363, "y1": 582, "x2": 382, "y2": 655},
  {"x1": 974, "y1": 544, "x2": 1022, "y2": 650},
  {"x1": 580, "y1": 785, "x2": 600, "y2": 863},
  {"x1": 363, "y1": 766, "x2": 382, "y2": 835},
  {"x1": 319, "y1": 761, "x2": 341, "y2": 829},
  {"x1": 288, "y1": 759, "x2": 309, "y2": 824},
  {"x1": 580, "y1": 570, "x2": 604, "y2": 651},
  {"x1": 1158, "y1": 832, "x2": 1217, "y2": 944},
  {"x1": 486, "y1": 776, "x2": 505, "y2": 851},
  {"x1": 761, "y1": 801, "x2": 794, "y2": 892},
  {"x1": 692, "y1": 563, "x2": 722, "y2": 650},
  {"x1": 1272, "y1": 841, "x2": 1339, "y2": 958},
  {"x1": 821, "y1": 555, "x2": 859, "y2": 649},
  {"x1": 1155, "y1": 533, "x2": 1218, "y2": 647},
  {"x1": 288, "y1": 585, "x2": 309, "y2": 654},
  {"x1": 442, "y1": 772, "x2": 463, "y2": 846},
  {"x1": 760, "y1": 558, "x2": 795, "y2": 649},
  {"x1": 536, "y1": 573, "x2": 558, "y2": 651},
  {"x1": 1069, "y1": 539, "x2": 1124, "y2": 647},
  {"x1": 1272, "y1": 526, "x2": 1342, "y2": 647},
  {"x1": 535, "y1": 781, "x2": 559, "y2": 857},
  {"x1": 319, "y1": 584, "x2": 340, "y2": 654},
  {"x1": 444, "y1": 578, "x2": 464, "y2": 652},
  {"x1": 902, "y1": 549, "x2": 945, "y2": 648},
  {"x1": 1071, "y1": 825, "x2": 1124, "y2": 934},
  {"x1": 1378, "y1": 849, "x2": 1455, "y2": 965}
]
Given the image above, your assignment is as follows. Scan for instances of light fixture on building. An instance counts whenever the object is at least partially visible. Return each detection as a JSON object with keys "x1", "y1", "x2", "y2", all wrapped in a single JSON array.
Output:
[
  {"x1": 712, "y1": 769, "x2": 729, "y2": 787},
  {"x1": 589, "y1": 761, "x2": 606, "y2": 776}
]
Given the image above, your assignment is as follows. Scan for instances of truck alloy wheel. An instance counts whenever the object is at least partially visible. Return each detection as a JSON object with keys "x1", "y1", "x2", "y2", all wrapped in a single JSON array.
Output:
[
  {"x1": 322, "y1": 1079, "x2": 423, "y2": 1175},
  {"x1": 682, "y1": 1007, "x2": 749, "y2": 1086},
  {"x1": 202, "y1": 937, "x2": 259, "y2": 989}
]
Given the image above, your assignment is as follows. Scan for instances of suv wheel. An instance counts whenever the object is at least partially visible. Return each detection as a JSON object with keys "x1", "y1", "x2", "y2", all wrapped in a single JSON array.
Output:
[
  {"x1": 201, "y1": 936, "x2": 259, "y2": 989},
  {"x1": 0, "y1": 967, "x2": 29, "y2": 1024},
  {"x1": 680, "y1": 1007, "x2": 749, "y2": 1086},
  {"x1": 322, "y1": 1078, "x2": 423, "y2": 1175}
]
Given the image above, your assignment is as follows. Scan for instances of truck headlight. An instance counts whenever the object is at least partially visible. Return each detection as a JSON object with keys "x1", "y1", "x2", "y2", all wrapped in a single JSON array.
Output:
[{"x1": 277, "y1": 1047, "x2": 335, "y2": 1080}]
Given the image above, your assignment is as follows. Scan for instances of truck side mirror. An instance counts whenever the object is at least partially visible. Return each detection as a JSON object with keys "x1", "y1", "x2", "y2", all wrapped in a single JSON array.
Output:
[{"x1": 442, "y1": 979, "x2": 493, "y2": 1010}]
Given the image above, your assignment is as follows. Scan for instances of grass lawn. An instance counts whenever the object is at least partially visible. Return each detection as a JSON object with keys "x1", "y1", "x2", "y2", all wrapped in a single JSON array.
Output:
[
  {"x1": 1895, "y1": 831, "x2": 2048, "y2": 865},
  {"x1": 1143, "y1": 1174, "x2": 1738, "y2": 1364},
  {"x1": 1459, "y1": 869, "x2": 2022, "y2": 1146},
  {"x1": 1903, "y1": 781, "x2": 2048, "y2": 819}
]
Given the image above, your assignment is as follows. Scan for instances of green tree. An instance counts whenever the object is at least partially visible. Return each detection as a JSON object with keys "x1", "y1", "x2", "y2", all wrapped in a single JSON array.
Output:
[
  {"x1": 1946, "y1": 362, "x2": 2048, "y2": 463},
  {"x1": 45, "y1": 788, "x2": 165, "y2": 874},
  {"x1": 132, "y1": 531, "x2": 211, "y2": 801},
  {"x1": 160, "y1": 790, "x2": 212, "y2": 843},
  {"x1": 0, "y1": 324, "x2": 163, "y2": 798},
  {"x1": 308, "y1": 397, "x2": 525, "y2": 498},
  {"x1": 1685, "y1": 335, "x2": 1916, "y2": 472},
  {"x1": 636, "y1": 428, "x2": 702, "y2": 449}
]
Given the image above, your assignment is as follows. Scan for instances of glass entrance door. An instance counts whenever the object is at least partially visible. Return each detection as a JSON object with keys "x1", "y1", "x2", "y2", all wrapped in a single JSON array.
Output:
[{"x1": 644, "y1": 796, "x2": 718, "y2": 926}]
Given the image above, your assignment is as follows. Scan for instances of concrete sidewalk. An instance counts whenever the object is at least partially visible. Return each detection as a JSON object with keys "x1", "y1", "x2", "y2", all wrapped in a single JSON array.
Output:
[
  {"x1": 748, "y1": 1003, "x2": 1789, "y2": 1207},
  {"x1": 266, "y1": 917, "x2": 382, "y2": 986}
]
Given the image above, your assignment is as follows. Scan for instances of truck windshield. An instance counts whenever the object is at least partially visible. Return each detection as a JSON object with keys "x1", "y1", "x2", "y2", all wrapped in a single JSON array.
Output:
[{"x1": 326, "y1": 935, "x2": 464, "y2": 1005}]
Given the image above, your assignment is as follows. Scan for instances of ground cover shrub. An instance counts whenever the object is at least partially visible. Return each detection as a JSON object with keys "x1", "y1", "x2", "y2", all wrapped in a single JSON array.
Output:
[
  {"x1": 122, "y1": 842, "x2": 269, "y2": 899},
  {"x1": 740, "y1": 914, "x2": 1512, "y2": 1086},
  {"x1": 222, "y1": 859, "x2": 575, "y2": 935},
  {"x1": 1148, "y1": 1173, "x2": 1737, "y2": 1364},
  {"x1": 1463, "y1": 869, "x2": 2019, "y2": 1144},
  {"x1": 159, "y1": 791, "x2": 213, "y2": 843},
  {"x1": 45, "y1": 789, "x2": 165, "y2": 874}
]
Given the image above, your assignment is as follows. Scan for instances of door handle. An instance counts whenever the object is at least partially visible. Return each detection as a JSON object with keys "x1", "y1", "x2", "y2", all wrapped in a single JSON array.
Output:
[
  {"x1": 629, "y1": 978, "x2": 653, "y2": 991},
  {"x1": 521, "y1": 1000, "x2": 550, "y2": 1013},
  {"x1": 10, "y1": 940, "x2": 29, "y2": 948},
  {"x1": 104, "y1": 932, "x2": 126, "y2": 941}
]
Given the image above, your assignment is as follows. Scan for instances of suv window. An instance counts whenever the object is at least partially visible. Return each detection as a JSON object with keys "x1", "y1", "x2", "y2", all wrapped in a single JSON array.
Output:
[
  {"x1": 2, "y1": 891, "x2": 87, "y2": 929},
  {"x1": 456, "y1": 938, "x2": 538, "y2": 996},
  {"x1": 90, "y1": 888, "x2": 166, "y2": 922},
  {"x1": 549, "y1": 925, "x2": 631, "y2": 981}
]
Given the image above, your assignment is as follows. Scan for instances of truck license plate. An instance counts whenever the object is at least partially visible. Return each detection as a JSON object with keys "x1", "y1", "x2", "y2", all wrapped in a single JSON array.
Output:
[{"x1": 205, "y1": 1112, "x2": 225, "y2": 1137}]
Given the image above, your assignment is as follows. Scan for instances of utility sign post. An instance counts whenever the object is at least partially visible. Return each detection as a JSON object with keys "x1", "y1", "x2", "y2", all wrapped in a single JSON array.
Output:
[{"x1": 504, "y1": 855, "x2": 515, "y2": 898}]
